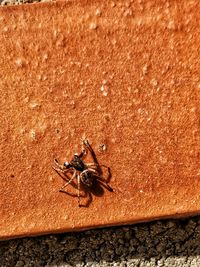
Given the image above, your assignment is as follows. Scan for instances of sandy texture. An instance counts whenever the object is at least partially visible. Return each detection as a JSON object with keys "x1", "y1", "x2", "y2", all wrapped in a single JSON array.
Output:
[{"x1": 0, "y1": 0, "x2": 200, "y2": 240}]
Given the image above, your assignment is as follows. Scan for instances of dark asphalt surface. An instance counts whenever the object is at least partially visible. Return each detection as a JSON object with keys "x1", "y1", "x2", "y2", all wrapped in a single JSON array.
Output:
[{"x1": 1, "y1": 216, "x2": 200, "y2": 266}]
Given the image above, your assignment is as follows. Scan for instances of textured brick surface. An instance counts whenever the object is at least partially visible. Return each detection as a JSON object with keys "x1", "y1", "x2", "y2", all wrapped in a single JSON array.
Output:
[{"x1": 0, "y1": 0, "x2": 200, "y2": 240}]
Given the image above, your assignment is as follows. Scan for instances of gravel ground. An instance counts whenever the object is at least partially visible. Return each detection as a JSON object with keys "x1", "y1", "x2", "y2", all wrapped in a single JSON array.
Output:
[
  {"x1": 1, "y1": 216, "x2": 200, "y2": 267},
  {"x1": 0, "y1": 0, "x2": 42, "y2": 5}
]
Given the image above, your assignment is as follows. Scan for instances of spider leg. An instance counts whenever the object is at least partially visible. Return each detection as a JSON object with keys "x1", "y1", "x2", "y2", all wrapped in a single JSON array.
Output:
[
  {"x1": 86, "y1": 163, "x2": 110, "y2": 172},
  {"x1": 77, "y1": 175, "x2": 93, "y2": 208},
  {"x1": 86, "y1": 163, "x2": 98, "y2": 167},
  {"x1": 86, "y1": 166, "x2": 111, "y2": 181},
  {"x1": 81, "y1": 138, "x2": 92, "y2": 151},
  {"x1": 54, "y1": 158, "x2": 62, "y2": 167},
  {"x1": 87, "y1": 168, "x2": 99, "y2": 175},
  {"x1": 82, "y1": 139, "x2": 99, "y2": 164},
  {"x1": 52, "y1": 159, "x2": 68, "y2": 173},
  {"x1": 77, "y1": 149, "x2": 87, "y2": 159},
  {"x1": 77, "y1": 174, "x2": 81, "y2": 207},
  {"x1": 52, "y1": 166, "x2": 71, "y2": 174},
  {"x1": 77, "y1": 139, "x2": 89, "y2": 159},
  {"x1": 59, "y1": 170, "x2": 77, "y2": 191}
]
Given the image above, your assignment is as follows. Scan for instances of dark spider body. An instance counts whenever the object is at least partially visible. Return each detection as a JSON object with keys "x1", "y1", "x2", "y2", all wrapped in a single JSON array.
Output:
[
  {"x1": 64, "y1": 154, "x2": 94, "y2": 187},
  {"x1": 81, "y1": 170, "x2": 94, "y2": 187},
  {"x1": 53, "y1": 139, "x2": 113, "y2": 206},
  {"x1": 64, "y1": 155, "x2": 85, "y2": 172}
]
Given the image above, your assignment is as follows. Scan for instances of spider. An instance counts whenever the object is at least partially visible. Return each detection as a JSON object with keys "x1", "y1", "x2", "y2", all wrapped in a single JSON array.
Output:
[{"x1": 52, "y1": 139, "x2": 113, "y2": 207}]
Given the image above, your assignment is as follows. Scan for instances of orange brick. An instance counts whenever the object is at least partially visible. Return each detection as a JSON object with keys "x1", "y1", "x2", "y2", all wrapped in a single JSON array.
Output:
[{"x1": 0, "y1": 0, "x2": 200, "y2": 240}]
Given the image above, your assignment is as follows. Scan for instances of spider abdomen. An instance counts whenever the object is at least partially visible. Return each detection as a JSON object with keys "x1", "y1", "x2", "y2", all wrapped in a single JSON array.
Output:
[{"x1": 81, "y1": 171, "x2": 94, "y2": 187}]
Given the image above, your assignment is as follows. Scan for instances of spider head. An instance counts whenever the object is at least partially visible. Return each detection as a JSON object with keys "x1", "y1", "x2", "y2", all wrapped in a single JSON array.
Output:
[{"x1": 63, "y1": 161, "x2": 71, "y2": 169}]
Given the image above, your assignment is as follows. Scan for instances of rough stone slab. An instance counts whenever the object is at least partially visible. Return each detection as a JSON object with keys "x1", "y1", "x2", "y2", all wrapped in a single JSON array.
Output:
[{"x1": 0, "y1": 0, "x2": 200, "y2": 240}]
